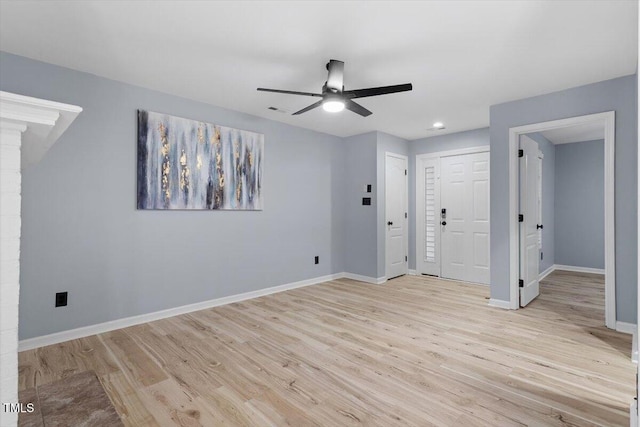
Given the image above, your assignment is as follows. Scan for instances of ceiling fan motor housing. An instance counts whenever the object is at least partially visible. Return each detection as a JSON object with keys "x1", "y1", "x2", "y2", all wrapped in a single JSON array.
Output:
[{"x1": 325, "y1": 59, "x2": 345, "y2": 93}]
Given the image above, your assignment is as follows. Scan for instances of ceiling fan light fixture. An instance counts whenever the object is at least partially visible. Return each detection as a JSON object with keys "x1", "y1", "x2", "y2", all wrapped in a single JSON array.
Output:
[
  {"x1": 258, "y1": 59, "x2": 412, "y2": 117},
  {"x1": 322, "y1": 98, "x2": 345, "y2": 113}
]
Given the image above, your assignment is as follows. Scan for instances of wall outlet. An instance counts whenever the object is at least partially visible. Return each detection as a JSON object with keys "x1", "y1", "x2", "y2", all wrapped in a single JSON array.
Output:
[
  {"x1": 365, "y1": 184, "x2": 372, "y2": 193},
  {"x1": 55, "y1": 292, "x2": 68, "y2": 307},
  {"x1": 362, "y1": 197, "x2": 371, "y2": 206},
  {"x1": 314, "y1": 256, "x2": 319, "y2": 265}
]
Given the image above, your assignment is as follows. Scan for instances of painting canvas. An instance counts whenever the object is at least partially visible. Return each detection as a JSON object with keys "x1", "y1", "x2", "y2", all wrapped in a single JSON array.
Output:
[{"x1": 137, "y1": 110, "x2": 264, "y2": 210}]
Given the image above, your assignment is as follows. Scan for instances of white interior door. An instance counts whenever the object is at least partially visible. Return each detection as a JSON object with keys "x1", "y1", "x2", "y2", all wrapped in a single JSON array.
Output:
[
  {"x1": 440, "y1": 152, "x2": 490, "y2": 284},
  {"x1": 416, "y1": 157, "x2": 440, "y2": 276},
  {"x1": 385, "y1": 153, "x2": 408, "y2": 279},
  {"x1": 519, "y1": 135, "x2": 542, "y2": 307}
]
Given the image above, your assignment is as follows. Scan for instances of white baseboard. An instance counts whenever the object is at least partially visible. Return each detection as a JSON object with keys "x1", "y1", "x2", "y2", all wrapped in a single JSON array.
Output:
[
  {"x1": 488, "y1": 298, "x2": 512, "y2": 309},
  {"x1": 342, "y1": 272, "x2": 387, "y2": 285},
  {"x1": 616, "y1": 322, "x2": 638, "y2": 364},
  {"x1": 630, "y1": 400, "x2": 638, "y2": 427},
  {"x1": 538, "y1": 265, "x2": 555, "y2": 281},
  {"x1": 19, "y1": 272, "x2": 344, "y2": 352},
  {"x1": 408, "y1": 269, "x2": 417, "y2": 276},
  {"x1": 616, "y1": 321, "x2": 637, "y2": 335},
  {"x1": 554, "y1": 264, "x2": 605, "y2": 275}
]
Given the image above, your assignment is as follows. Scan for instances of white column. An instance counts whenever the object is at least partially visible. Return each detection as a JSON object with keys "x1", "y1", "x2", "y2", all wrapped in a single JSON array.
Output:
[
  {"x1": 0, "y1": 123, "x2": 25, "y2": 427},
  {"x1": 0, "y1": 92, "x2": 81, "y2": 426}
]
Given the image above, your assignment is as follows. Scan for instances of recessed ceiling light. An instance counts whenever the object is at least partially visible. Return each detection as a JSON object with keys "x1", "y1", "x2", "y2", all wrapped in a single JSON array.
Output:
[{"x1": 426, "y1": 121, "x2": 446, "y2": 132}]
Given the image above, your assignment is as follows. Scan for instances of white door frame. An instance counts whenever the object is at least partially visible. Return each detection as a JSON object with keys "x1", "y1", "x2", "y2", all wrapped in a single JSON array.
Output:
[
  {"x1": 385, "y1": 152, "x2": 408, "y2": 278},
  {"x1": 507, "y1": 111, "x2": 616, "y2": 329},
  {"x1": 415, "y1": 146, "x2": 490, "y2": 279}
]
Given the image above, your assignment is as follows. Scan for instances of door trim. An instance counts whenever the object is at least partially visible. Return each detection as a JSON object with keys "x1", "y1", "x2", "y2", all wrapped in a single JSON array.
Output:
[
  {"x1": 385, "y1": 152, "x2": 408, "y2": 279},
  {"x1": 507, "y1": 111, "x2": 616, "y2": 329},
  {"x1": 416, "y1": 145, "x2": 491, "y2": 162},
  {"x1": 415, "y1": 145, "x2": 490, "y2": 278}
]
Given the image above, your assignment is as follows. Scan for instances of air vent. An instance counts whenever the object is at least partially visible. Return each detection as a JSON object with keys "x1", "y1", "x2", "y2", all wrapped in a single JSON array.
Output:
[{"x1": 268, "y1": 106, "x2": 288, "y2": 114}]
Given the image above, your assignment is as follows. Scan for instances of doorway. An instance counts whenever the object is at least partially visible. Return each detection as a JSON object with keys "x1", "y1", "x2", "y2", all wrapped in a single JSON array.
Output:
[
  {"x1": 416, "y1": 146, "x2": 490, "y2": 285},
  {"x1": 508, "y1": 111, "x2": 616, "y2": 328}
]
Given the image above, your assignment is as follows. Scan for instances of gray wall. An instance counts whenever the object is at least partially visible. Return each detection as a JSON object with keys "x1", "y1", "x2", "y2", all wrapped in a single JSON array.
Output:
[
  {"x1": 524, "y1": 132, "x2": 556, "y2": 274},
  {"x1": 376, "y1": 132, "x2": 409, "y2": 278},
  {"x1": 490, "y1": 75, "x2": 637, "y2": 323},
  {"x1": 343, "y1": 132, "x2": 378, "y2": 278},
  {"x1": 0, "y1": 52, "x2": 347, "y2": 339},
  {"x1": 408, "y1": 128, "x2": 490, "y2": 269},
  {"x1": 555, "y1": 140, "x2": 605, "y2": 269},
  {"x1": 343, "y1": 131, "x2": 409, "y2": 280}
]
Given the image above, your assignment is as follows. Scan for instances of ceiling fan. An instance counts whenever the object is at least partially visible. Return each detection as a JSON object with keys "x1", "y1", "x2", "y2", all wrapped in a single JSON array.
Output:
[{"x1": 257, "y1": 60, "x2": 413, "y2": 117}]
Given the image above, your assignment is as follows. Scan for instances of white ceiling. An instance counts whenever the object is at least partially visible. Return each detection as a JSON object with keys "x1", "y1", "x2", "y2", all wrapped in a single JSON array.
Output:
[
  {"x1": 540, "y1": 122, "x2": 605, "y2": 145},
  {"x1": 0, "y1": 1, "x2": 637, "y2": 140}
]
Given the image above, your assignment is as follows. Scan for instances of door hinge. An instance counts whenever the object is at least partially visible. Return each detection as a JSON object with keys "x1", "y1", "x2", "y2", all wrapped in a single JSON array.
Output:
[
  {"x1": 405, "y1": 169, "x2": 407, "y2": 175},
  {"x1": 518, "y1": 149, "x2": 523, "y2": 158},
  {"x1": 405, "y1": 256, "x2": 408, "y2": 262},
  {"x1": 518, "y1": 214, "x2": 523, "y2": 222},
  {"x1": 519, "y1": 279, "x2": 524, "y2": 288},
  {"x1": 404, "y1": 212, "x2": 407, "y2": 218}
]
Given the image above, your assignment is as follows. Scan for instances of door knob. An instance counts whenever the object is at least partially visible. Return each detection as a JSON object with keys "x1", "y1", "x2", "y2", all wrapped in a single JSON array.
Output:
[
  {"x1": 387, "y1": 221, "x2": 393, "y2": 226},
  {"x1": 441, "y1": 221, "x2": 447, "y2": 226}
]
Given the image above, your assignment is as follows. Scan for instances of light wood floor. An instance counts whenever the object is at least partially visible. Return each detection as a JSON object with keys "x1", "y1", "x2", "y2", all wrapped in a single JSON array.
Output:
[{"x1": 19, "y1": 272, "x2": 635, "y2": 426}]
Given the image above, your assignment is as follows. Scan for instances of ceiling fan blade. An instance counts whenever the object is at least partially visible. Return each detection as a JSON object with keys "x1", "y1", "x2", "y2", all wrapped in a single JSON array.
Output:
[
  {"x1": 345, "y1": 99, "x2": 372, "y2": 117},
  {"x1": 292, "y1": 100, "x2": 323, "y2": 115},
  {"x1": 345, "y1": 83, "x2": 413, "y2": 99},
  {"x1": 325, "y1": 59, "x2": 344, "y2": 92},
  {"x1": 257, "y1": 88, "x2": 322, "y2": 97}
]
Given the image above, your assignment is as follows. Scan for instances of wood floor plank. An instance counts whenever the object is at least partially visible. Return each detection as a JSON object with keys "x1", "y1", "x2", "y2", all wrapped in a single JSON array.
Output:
[
  {"x1": 18, "y1": 271, "x2": 635, "y2": 426},
  {"x1": 99, "y1": 372, "x2": 160, "y2": 427},
  {"x1": 100, "y1": 329, "x2": 168, "y2": 388},
  {"x1": 18, "y1": 335, "x2": 118, "y2": 390},
  {"x1": 137, "y1": 378, "x2": 227, "y2": 426}
]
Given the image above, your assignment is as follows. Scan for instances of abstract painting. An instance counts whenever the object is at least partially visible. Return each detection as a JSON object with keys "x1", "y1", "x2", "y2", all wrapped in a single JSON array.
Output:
[{"x1": 137, "y1": 110, "x2": 263, "y2": 210}]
